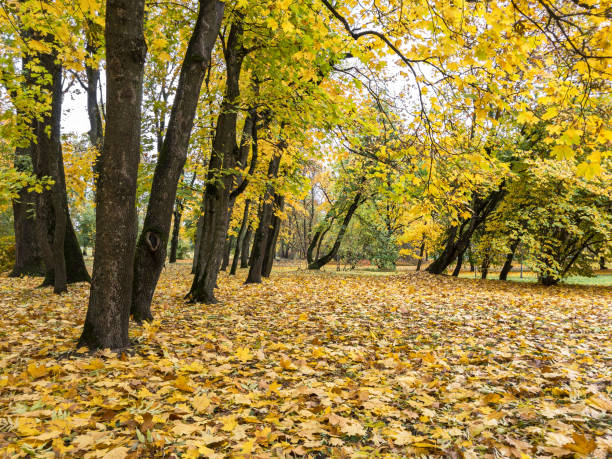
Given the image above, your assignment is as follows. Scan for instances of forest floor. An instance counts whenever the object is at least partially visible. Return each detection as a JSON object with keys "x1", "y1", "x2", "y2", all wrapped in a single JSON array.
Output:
[{"x1": 0, "y1": 263, "x2": 610, "y2": 458}]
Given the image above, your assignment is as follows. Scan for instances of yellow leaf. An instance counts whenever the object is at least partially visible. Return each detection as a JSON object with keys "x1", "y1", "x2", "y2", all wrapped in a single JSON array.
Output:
[
  {"x1": 173, "y1": 375, "x2": 195, "y2": 392},
  {"x1": 27, "y1": 363, "x2": 48, "y2": 379},
  {"x1": 235, "y1": 347, "x2": 253, "y2": 362},
  {"x1": 192, "y1": 393, "x2": 211, "y2": 412}
]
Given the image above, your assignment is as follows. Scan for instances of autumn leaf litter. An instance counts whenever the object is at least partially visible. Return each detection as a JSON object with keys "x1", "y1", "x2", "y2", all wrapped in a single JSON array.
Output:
[{"x1": 0, "y1": 264, "x2": 610, "y2": 457}]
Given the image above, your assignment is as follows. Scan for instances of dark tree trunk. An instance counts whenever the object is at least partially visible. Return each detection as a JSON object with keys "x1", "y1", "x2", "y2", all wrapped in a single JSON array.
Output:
[
  {"x1": 188, "y1": 20, "x2": 245, "y2": 302},
  {"x1": 452, "y1": 249, "x2": 464, "y2": 277},
  {"x1": 220, "y1": 236, "x2": 234, "y2": 271},
  {"x1": 245, "y1": 154, "x2": 282, "y2": 284},
  {"x1": 192, "y1": 213, "x2": 204, "y2": 273},
  {"x1": 169, "y1": 202, "x2": 182, "y2": 263},
  {"x1": 415, "y1": 240, "x2": 425, "y2": 272},
  {"x1": 467, "y1": 245, "x2": 475, "y2": 272},
  {"x1": 78, "y1": 0, "x2": 147, "y2": 350},
  {"x1": 427, "y1": 187, "x2": 506, "y2": 274},
  {"x1": 131, "y1": 0, "x2": 224, "y2": 320},
  {"x1": 600, "y1": 256, "x2": 607, "y2": 270},
  {"x1": 241, "y1": 225, "x2": 252, "y2": 268},
  {"x1": 32, "y1": 47, "x2": 68, "y2": 294},
  {"x1": 64, "y1": 216, "x2": 91, "y2": 283},
  {"x1": 262, "y1": 194, "x2": 284, "y2": 278},
  {"x1": 10, "y1": 144, "x2": 44, "y2": 277},
  {"x1": 499, "y1": 239, "x2": 520, "y2": 280},
  {"x1": 480, "y1": 250, "x2": 491, "y2": 279},
  {"x1": 230, "y1": 199, "x2": 251, "y2": 275},
  {"x1": 308, "y1": 193, "x2": 361, "y2": 270}
]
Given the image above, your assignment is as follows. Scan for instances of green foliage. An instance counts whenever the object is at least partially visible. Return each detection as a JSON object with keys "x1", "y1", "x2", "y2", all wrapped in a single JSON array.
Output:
[{"x1": 0, "y1": 235, "x2": 15, "y2": 273}]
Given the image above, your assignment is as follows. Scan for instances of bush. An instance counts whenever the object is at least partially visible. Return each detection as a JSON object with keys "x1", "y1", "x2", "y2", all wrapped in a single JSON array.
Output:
[{"x1": 0, "y1": 236, "x2": 15, "y2": 273}]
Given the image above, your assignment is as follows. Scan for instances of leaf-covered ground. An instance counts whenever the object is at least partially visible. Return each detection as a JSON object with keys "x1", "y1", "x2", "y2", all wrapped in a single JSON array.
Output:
[{"x1": 0, "y1": 263, "x2": 610, "y2": 458}]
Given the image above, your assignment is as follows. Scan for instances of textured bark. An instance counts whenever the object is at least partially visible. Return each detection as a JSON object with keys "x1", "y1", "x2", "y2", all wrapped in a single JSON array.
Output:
[
  {"x1": 10, "y1": 144, "x2": 44, "y2": 277},
  {"x1": 220, "y1": 236, "x2": 234, "y2": 271},
  {"x1": 189, "y1": 20, "x2": 246, "y2": 302},
  {"x1": 78, "y1": 0, "x2": 147, "y2": 349},
  {"x1": 32, "y1": 48, "x2": 67, "y2": 294},
  {"x1": 427, "y1": 187, "x2": 506, "y2": 274},
  {"x1": 262, "y1": 194, "x2": 284, "y2": 278},
  {"x1": 240, "y1": 225, "x2": 252, "y2": 268},
  {"x1": 131, "y1": 0, "x2": 224, "y2": 321},
  {"x1": 169, "y1": 203, "x2": 182, "y2": 263},
  {"x1": 192, "y1": 213, "x2": 204, "y2": 274},
  {"x1": 308, "y1": 193, "x2": 361, "y2": 270},
  {"x1": 245, "y1": 154, "x2": 282, "y2": 284},
  {"x1": 499, "y1": 239, "x2": 520, "y2": 280},
  {"x1": 230, "y1": 199, "x2": 251, "y2": 275}
]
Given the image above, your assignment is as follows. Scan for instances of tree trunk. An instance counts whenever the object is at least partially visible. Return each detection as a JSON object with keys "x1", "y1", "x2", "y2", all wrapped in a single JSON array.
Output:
[
  {"x1": 192, "y1": 213, "x2": 204, "y2": 273},
  {"x1": 415, "y1": 240, "x2": 425, "y2": 272},
  {"x1": 241, "y1": 225, "x2": 252, "y2": 268},
  {"x1": 427, "y1": 187, "x2": 506, "y2": 274},
  {"x1": 10, "y1": 144, "x2": 44, "y2": 277},
  {"x1": 64, "y1": 216, "x2": 91, "y2": 283},
  {"x1": 220, "y1": 236, "x2": 234, "y2": 271},
  {"x1": 262, "y1": 194, "x2": 284, "y2": 278},
  {"x1": 245, "y1": 154, "x2": 282, "y2": 284},
  {"x1": 480, "y1": 250, "x2": 491, "y2": 279},
  {"x1": 452, "y1": 249, "x2": 464, "y2": 277},
  {"x1": 230, "y1": 199, "x2": 251, "y2": 275},
  {"x1": 169, "y1": 202, "x2": 182, "y2": 263},
  {"x1": 131, "y1": 0, "x2": 224, "y2": 320},
  {"x1": 600, "y1": 256, "x2": 607, "y2": 270},
  {"x1": 78, "y1": 0, "x2": 147, "y2": 350},
  {"x1": 308, "y1": 193, "x2": 361, "y2": 270},
  {"x1": 188, "y1": 20, "x2": 245, "y2": 303},
  {"x1": 499, "y1": 239, "x2": 520, "y2": 280}
]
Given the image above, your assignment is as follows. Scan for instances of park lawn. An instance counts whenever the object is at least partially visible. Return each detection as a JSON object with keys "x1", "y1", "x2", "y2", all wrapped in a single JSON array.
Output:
[{"x1": 0, "y1": 264, "x2": 610, "y2": 457}]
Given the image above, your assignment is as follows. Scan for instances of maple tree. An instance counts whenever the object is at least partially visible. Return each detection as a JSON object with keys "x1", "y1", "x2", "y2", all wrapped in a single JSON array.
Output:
[{"x1": 0, "y1": 0, "x2": 611, "y2": 455}]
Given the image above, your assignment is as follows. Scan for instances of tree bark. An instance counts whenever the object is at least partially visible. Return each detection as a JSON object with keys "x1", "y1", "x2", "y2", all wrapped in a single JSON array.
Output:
[
  {"x1": 451, "y1": 249, "x2": 464, "y2": 277},
  {"x1": 262, "y1": 193, "x2": 284, "y2": 278},
  {"x1": 415, "y1": 240, "x2": 425, "y2": 272},
  {"x1": 188, "y1": 19, "x2": 245, "y2": 302},
  {"x1": 131, "y1": 0, "x2": 224, "y2": 320},
  {"x1": 192, "y1": 213, "x2": 204, "y2": 273},
  {"x1": 308, "y1": 193, "x2": 361, "y2": 270},
  {"x1": 220, "y1": 236, "x2": 234, "y2": 271},
  {"x1": 245, "y1": 154, "x2": 282, "y2": 284},
  {"x1": 10, "y1": 144, "x2": 44, "y2": 277},
  {"x1": 78, "y1": 0, "x2": 147, "y2": 350},
  {"x1": 230, "y1": 199, "x2": 251, "y2": 275},
  {"x1": 480, "y1": 250, "x2": 491, "y2": 279},
  {"x1": 241, "y1": 225, "x2": 252, "y2": 268},
  {"x1": 499, "y1": 239, "x2": 520, "y2": 280},
  {"x1": 427, "y1": 187, "x2": 506, "y2": 274},
  {"x1": 169, "y1": 202, "x2": 182, "y2": 263}
]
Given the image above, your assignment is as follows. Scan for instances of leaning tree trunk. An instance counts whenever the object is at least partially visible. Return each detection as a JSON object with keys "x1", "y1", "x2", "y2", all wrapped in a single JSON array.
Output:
[
  {"x1": 499, "y1": 239, "x2": 520, "y2": 280},
  {"x1": 240, "y1": 225, "x2": 252, "y2": 268},
  {"x1": 131, "y1": 0, "x2": 224, "y2": 321},
  {"x1": 188, "y1": 20, "x2": 245, "y2": 303},
  {"x1": 245, "y1": 154, "x2": 282, "y2": 284},
  {"x1": 230, "y1": 199, "x2": 251, "y2": 275},
  {"x1": 308, "y1": 193, "x2": 361, "y2": 270},
  {"x1": 78, "y1": 0, "x2": 147, "y2": 350},
  {"x1": 452, "y1": 249, "x2": 465, "y2": 277},
  {"x1": 262, "y1": 194, "x2": 284, "y2": 278}
]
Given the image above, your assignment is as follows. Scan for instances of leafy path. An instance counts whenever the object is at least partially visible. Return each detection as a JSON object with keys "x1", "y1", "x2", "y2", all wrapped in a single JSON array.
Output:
[{"x1": 0, "y1": 264, "x2": 610, "y2": 458}]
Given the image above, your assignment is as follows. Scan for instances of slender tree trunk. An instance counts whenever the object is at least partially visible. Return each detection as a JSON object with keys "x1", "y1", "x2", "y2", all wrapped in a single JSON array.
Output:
[
  {"x1": 246, "y1": 154, "x2": 282, "y2": 284},
  {"x1": 220, "y1": 236, "x2": 234, "y2": 271},
  {"x1": 480, "y1": 250, "x2": 491, "y2": 279},
  {"x1": 78, "y1": 0, "x2": 147, "y2": 350},
  {"x1": 192, "y1": 213, "x2": 204, "y2": 273},
  {"x1": 230, "y1": 199, "x2": 251, "y2": 275},
  {"x1": 599, "y1": 256, "x2": 607, "y2": 270},
  {"x1": 415, "y1": 240, "x2": 425, "y2": 272},
  {"x1": 499, "y1": 239, "x2": 520, "y2": 280},
  {"x1": 188, "y1": 20, "x2": 245, "y2": 303},
  {"x1": 241, "y1": 225, "x2": 252, "y2": 268},
  {"x1": 262, "y1": 194, "x2": 284, "y2": 278},
  {"x1": 467, "y1": 245, "x2": 475, "y2": 272},
  {"x1": 308, "y1": 193, "x2": 361, "y2": 270},
  {"x1": 131, "y1": 0, "x2": 224, "y2": 320},
  {"x1": 452, "y1": 249, "x2": 465, "y2": 277},
  {"x1": 169, "y1": 202, "x2": 182, "y2": 263}
]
